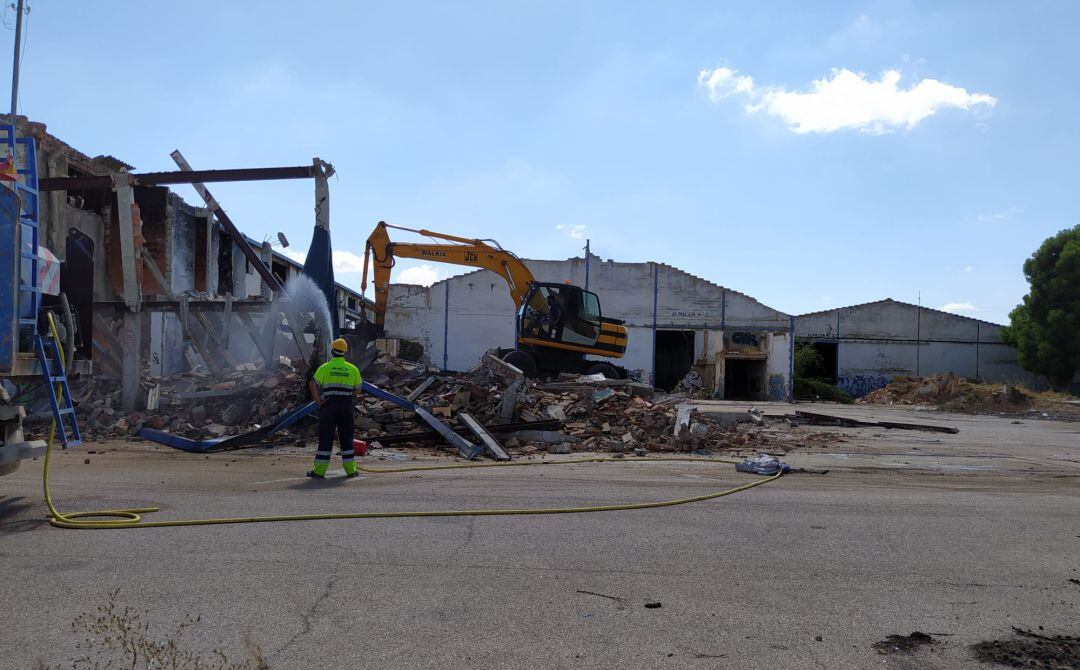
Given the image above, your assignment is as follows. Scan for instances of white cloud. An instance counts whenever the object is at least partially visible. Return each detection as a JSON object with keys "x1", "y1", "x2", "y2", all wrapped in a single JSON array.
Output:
[
  {"x1": 977, "y1": 207, "x2": 1020, "y2": 223},
  {"x1": 696, "y1": 67, "x2": 755, "y2": 102},
  {"x1": 395, "y1": 264, "x2": 446, "y2": 286},
  {"x1": 940, "y1": 302, "x2": 978, "y2": 313},
  {"x1": 331, "y1": 251, "x2": 366, "y2": 274},
  {"x1": 964, "y1": 266, "x2": 973, "y2": 273},
  {"x1": 698, "y1": 65, "x2": 996, "y2": 134},
  {"x1": 556, "y1": 224, "x2": 588, "y2": 240},
  {"x1": 281, "y1": 249, "x2": 306, "y2": 264},
  {"x1": 279, "y1": 249, "x2": 367, "y2": 274}
]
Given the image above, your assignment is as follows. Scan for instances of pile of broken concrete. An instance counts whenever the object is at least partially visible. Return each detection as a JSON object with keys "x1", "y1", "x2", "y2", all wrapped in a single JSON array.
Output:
[
  {"x1": 66, "y1": 360, "x2": 308, "y2": 441},
  {"x1": 58, "y1": 349, "x2": 812, "y2": 458}
]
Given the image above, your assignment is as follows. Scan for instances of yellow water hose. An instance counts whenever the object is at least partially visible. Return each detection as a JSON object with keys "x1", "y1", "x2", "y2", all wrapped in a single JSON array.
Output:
[{"x1": 41, "y1": 315, "x2": 784, "y2": 530}]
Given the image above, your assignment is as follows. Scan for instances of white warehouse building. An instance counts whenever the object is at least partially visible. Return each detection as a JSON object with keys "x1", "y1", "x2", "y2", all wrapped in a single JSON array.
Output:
[
  {"x1": 385, "y1": 255, "x2": 795, "y2": 400},
  {"x1": 795, "y1": 299, "x2": 1043, "y2": 396}
]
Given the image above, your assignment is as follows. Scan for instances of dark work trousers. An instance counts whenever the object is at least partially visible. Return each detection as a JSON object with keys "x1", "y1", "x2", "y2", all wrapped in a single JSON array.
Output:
[{"x1": 315, "y1": 396, "x2": 356, "y2": 473}]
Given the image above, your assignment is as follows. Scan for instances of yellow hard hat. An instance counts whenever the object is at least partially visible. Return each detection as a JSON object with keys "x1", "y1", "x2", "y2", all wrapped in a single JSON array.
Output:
[{"x1": 331, "y1": 338, "x2": 348, "y2": 354}]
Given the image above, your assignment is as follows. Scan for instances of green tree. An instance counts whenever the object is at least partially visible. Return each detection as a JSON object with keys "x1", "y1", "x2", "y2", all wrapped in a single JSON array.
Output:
[
  {"x1": 794, "y1": 343, "x2": 827, "y2": 380},
  {"x1": 1002, "y1": 225, "x2": 1080, "y2": 390}
]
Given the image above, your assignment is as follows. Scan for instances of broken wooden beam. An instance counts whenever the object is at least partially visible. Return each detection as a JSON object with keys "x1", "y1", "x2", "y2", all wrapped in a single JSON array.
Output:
[
  {"x1": 459, "y1": 412, "x2": 511, "y2": 461},
  {"x1": 40, "y1": 165, "x2": 317, "y2": 192},
  {"x1": 793, "y1": 410, "x2": 959, "y2": 434},
  {"x1": 406, "y1": 376, "x2": 437, "y2": 402}
]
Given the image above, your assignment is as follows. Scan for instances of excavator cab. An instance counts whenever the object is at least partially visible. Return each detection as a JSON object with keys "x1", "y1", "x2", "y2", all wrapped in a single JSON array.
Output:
[
  {"x1": 519, "y1": 283, "x2": 601, "y2": 347},
  {"x1": 512, "y1": 282, "x2": 627, "y2": 378}
]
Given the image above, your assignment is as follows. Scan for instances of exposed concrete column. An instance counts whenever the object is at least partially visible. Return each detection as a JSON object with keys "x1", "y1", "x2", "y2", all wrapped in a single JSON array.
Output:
[
  {"x1": 120, "y1": 311, "x2": 141, "y2": 412},
  {"x1": 260, "y1": 241, "x2": 273, "y2": 300},
  {"x1": 111, "y1": 174, "x2": 141, "y2": 311},
  {"x1": 312, "y1": 158, "x2": 334, "y2": 231},
  {"x1": 112, "y1": 173, "x2": 143, "y2": 412},
  {"x1": 44, "y1": 151, "x2": 66, "y2": 257}
]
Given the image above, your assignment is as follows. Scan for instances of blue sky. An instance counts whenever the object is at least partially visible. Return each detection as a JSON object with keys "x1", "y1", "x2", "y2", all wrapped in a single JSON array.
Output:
[{"x1": 6, "y1": 1, "x2": 1078, "y2": 324}]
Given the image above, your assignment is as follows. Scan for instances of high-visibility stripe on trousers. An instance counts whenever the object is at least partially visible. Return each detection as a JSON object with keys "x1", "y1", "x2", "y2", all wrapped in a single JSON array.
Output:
[{"x1": 313, "y1": 396, "x2": 356, "y2": 476}]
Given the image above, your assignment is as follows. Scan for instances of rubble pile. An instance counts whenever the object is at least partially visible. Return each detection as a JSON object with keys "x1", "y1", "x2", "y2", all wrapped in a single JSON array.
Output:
[
  {"x1": 54, "y1": 348, "x2": 827, "y2": 456},
  {"x1": 68, "y1": 361, "x2": 308, "y2": 440},
  {"x1": 358, "y1": 359, "x2": 814, "y2": 456},
  {"x1": 859, "y1": 373, "x2": 1030, "y2": 412}
]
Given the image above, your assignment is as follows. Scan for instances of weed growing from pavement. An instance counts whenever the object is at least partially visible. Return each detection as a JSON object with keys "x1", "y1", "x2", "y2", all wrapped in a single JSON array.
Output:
[{"x1": 37, "y1": 589, "x2": 269, "y2": 669}]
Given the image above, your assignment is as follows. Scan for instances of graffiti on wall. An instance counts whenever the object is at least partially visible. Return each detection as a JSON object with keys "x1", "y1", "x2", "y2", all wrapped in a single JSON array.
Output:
[
  {"x1": 725, "y1": 331, "x2": 767, "y2": 356},
  {"x1": 838, "y1": 374, "x2": 891, "y2": 397},
  {"x1": 768, "y1": 374, "x2": 786, "y2": 401},
  {"x1": 731, "y1": 332, "x2": 760, "y2": 347}
]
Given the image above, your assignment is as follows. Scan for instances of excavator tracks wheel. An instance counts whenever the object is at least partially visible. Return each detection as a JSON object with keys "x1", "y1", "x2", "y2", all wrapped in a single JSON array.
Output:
[
  {"x1": 585, "y1": 362, "x2": 622, "y2": 379},
  {"x1": 502, "y1": 350, "x2": 538, "y2": 378}
]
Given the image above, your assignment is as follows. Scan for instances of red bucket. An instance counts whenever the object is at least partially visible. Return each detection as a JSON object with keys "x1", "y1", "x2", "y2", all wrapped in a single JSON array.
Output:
[{"x1": 353, "y1": 439, "x2": 368, "y2": 457}]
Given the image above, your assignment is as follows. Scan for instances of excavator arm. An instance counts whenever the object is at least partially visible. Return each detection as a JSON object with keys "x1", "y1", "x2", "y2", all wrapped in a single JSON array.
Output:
[
  {"x1": 359, "y1": 220, "x2": 628, "y2": 372},
  {"x1": 361, "y1": 221, "x2": 536, "y2": 327}
]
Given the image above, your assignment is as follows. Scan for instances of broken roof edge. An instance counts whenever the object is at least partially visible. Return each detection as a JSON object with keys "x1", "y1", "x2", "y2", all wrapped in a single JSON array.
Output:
[
  {"x1": 797, "y1": 298, "x2": 1007, "y2": 328},
  {"x1": 9, "y1": 116, "x2": 137, "y2": 175},
  {"x1": 395, "y1": 255, "x2": 791, "y2": 319}
]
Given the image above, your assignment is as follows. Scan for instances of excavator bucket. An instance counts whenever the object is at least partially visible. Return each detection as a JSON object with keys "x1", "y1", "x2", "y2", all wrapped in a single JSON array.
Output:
[
  {"x1": 340, "y1": 321, "x2": 385, "y2": 372},
  {"x1": 347, "y1": 321, "x2": 384, "y2": 350}
]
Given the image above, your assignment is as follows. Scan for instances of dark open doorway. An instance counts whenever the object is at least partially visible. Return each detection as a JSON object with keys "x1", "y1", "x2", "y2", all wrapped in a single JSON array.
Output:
[
  {"x1": 654, "y1": 330, "x2": 695, "y2": 391},
  {"x1": 724, "y1": 358, "x2": 767, "y2": 400},
  {"x1": 811, "y1": 342, "x2": 838, "y2": 383},
  {"x1": 62, "y1": 228, "x2": 95, "y2": 360},
  {"x1": 217, "y1": 231, "x2": 234, "y2": 295}
]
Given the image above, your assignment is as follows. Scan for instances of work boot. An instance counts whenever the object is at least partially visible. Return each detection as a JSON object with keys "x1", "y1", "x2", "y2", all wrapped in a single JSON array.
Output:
[
  {"x1": 306, "y1": 470, "x2": 325, "y2": 479},
  {"x1": 345, "y1": 471, "x2": 359, "y2": 479}
]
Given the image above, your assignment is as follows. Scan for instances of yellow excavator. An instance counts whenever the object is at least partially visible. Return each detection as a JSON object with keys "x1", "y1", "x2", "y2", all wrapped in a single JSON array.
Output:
[{"x1": 359, "y1": 221, "x2": 628, "y2": 378}]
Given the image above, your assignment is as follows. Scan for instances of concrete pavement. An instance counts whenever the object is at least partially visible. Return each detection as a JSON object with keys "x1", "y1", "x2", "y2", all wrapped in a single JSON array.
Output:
[{"x1": 2, "y1": 408, "x2": 1079, "y2": 669}]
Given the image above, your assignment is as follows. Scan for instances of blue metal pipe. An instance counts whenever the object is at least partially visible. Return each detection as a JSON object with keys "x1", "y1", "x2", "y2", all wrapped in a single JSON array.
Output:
[
  {"x1": 651, "y1": 263, "x2": 658, "y2": 385},
  {"x1": 442, "y1": 280, "x2": 449, "y2": 370},
  {"x1": 788, "y1": 315, "x2": 795, "y2": 402}
]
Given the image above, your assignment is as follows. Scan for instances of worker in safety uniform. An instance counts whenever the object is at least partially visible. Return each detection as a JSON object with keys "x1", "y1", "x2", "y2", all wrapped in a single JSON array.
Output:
[{"x1": 307, "y1": 338, "x2": 363, "y2": 478}]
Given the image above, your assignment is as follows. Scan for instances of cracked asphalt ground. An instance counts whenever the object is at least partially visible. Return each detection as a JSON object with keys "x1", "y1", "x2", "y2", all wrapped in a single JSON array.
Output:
[{"x1": 2, "y1": 407, "x2": 1079, "y2": 669}]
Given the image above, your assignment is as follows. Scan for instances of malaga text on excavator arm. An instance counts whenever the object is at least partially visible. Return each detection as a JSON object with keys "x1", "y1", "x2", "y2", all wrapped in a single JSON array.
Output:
[{"x1": 359, "y1": 221, "x2": 628, "y2": 378}]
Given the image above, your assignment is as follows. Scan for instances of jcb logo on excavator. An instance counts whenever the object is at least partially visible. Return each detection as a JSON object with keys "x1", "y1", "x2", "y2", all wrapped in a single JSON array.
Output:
[{"x1": 465, "y1": 250, "x2": 478, "y2": 262}]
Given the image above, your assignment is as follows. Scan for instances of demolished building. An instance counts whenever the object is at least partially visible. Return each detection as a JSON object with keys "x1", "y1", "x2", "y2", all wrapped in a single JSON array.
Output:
[
  {"x1": 7, "y1": 117, "x2": 369, "y2": 409},
  {"x1": 386, "y1": 256, "x2": 795, "y2": 400}
]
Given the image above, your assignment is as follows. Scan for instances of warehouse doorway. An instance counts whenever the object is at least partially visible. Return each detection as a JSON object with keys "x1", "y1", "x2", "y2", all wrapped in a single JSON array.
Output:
[
  {"x1": 654, "y1": 330, "x2": 695, "y2": 391},
  {"x1": 724, "y1": 358, "x2": 767, "y2": 400},
  {"x1": 62, "y1": 228, "x2": 95, "y2": 360},
  {"x1": 811, "y1": 342, "x2": 838, "y2": 383}
]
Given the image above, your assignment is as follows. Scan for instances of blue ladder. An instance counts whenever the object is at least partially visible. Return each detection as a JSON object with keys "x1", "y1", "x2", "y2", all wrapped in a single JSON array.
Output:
[
  {"x1": 0, "y1": 124, "x2": 42, "y2": 356},
  {"x1": 35, "y1": 332, "x2": 82, "y2": 448}
]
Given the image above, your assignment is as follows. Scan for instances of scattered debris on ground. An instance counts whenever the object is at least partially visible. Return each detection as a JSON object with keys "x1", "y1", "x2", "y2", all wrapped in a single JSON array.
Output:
[
  {"x1": 872, "y1": 631, "x2": 937, "y2": 655},
  {"x1": 859, "y1": 373, "x2": 1080, "y2": 420},
  {"x1": 35, "y1": 347, "x2": 836, "y2": 458},
  {"x1": 57, "y1": 358, "x2": 307, "y2": 442},
  {"x1": 970, "y1": 627, "x2": 1080, "y2": 669}
]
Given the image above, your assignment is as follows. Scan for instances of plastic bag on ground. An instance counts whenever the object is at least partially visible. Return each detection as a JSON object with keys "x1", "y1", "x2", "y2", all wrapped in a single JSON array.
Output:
[{"x1": 735, "y1": 453, "x2": 791, "y2": 476}]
